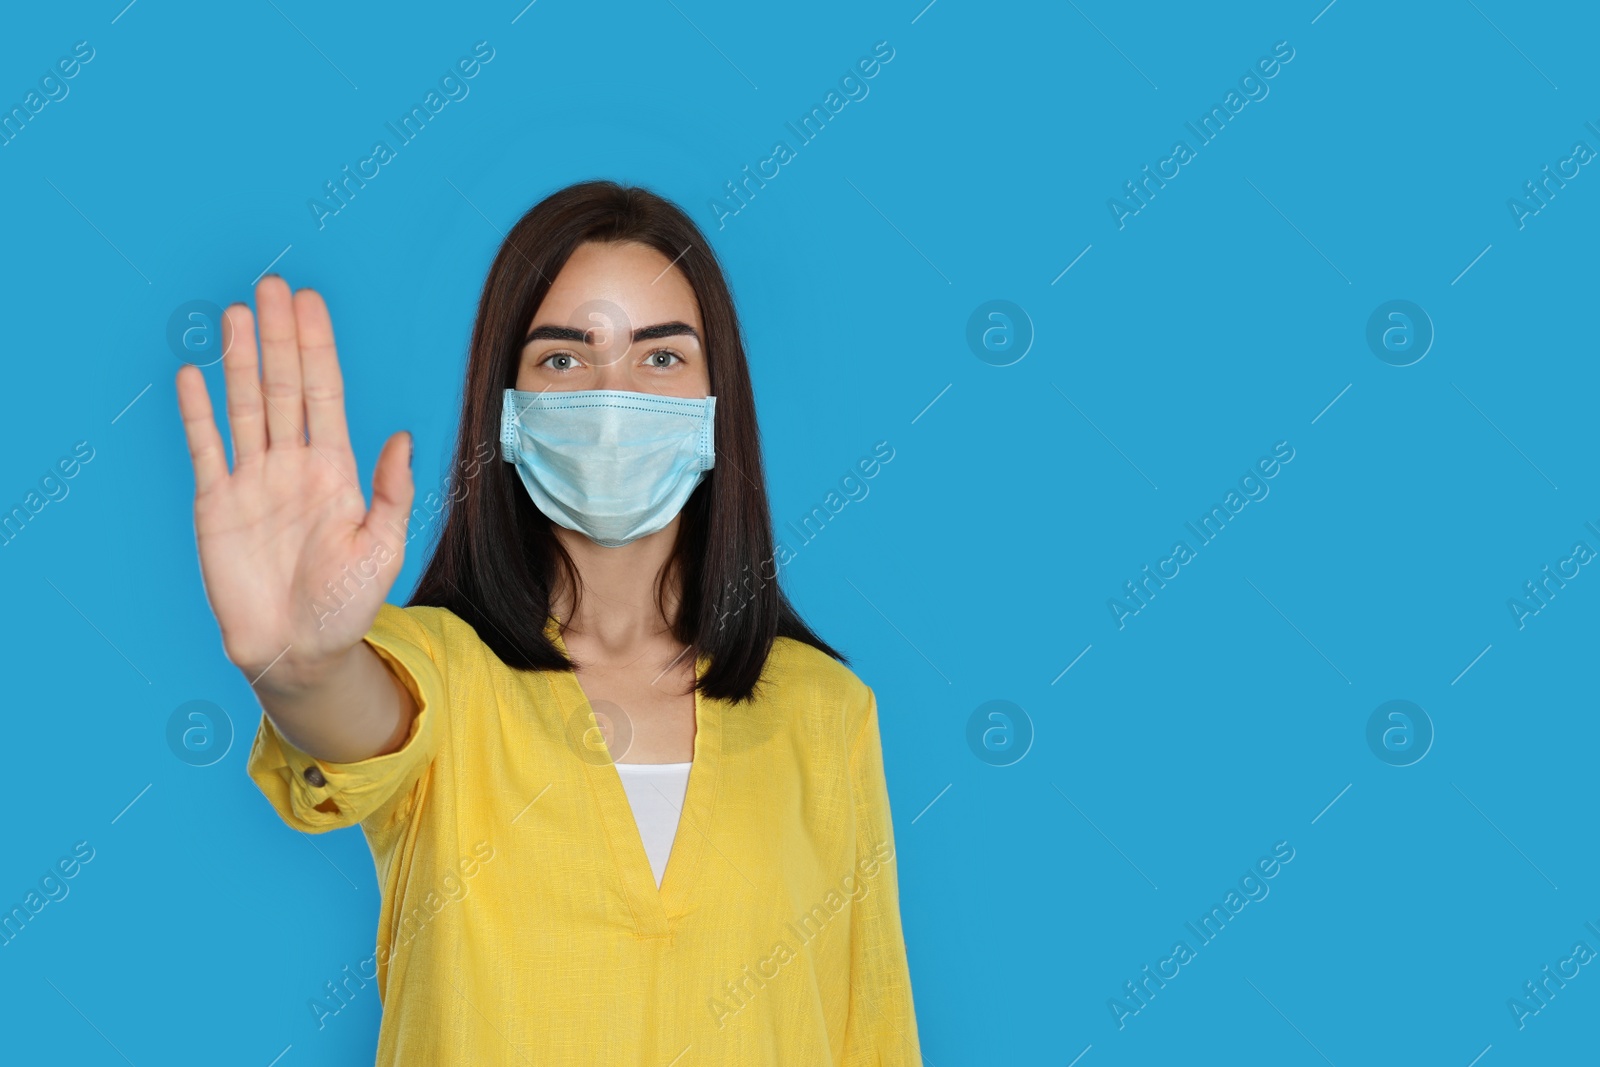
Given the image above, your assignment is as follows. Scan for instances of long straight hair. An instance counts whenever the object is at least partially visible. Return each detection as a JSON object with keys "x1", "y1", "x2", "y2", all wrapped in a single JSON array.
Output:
[{"x1": 408, "y1": 180, "x2": 844, "y2": 702}]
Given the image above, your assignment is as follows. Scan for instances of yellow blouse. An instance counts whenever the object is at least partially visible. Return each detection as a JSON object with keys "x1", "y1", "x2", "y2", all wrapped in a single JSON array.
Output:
[{"x1": 246, "y1": 602, "x2": 922, "y2": 1065}]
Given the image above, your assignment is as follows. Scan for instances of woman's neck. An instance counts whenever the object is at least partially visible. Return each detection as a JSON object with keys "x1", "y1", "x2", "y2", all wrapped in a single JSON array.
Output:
[{"x1": 550, "y1": 517, "x2": 682, "y2": 654}]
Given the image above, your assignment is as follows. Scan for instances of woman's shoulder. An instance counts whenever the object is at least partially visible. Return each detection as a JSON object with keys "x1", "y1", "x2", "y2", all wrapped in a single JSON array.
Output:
[
  {"x1": 369, "y1": 601, "x2": 481, "y2": 661},
  {"x1": 763, "y1": 636, "x2": 873, "y2": 719},
  {"x1": 765, "y1": 634, "x2": 858, "y2": 684}
]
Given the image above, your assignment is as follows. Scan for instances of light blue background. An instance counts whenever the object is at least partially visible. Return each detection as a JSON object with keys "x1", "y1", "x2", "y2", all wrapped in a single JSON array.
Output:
[{"x1": 1, "y1": 1, "x2": 1596, "y2": 1063}]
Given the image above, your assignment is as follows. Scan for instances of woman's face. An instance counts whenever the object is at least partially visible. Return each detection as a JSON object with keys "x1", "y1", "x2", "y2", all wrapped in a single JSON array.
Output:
[{"x1": 516, "y1": 240, "x2": 710, "y2": 398}]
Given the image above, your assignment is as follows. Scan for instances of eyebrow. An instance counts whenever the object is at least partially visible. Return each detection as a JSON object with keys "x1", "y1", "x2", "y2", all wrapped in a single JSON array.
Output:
[{"x1": 523, "y1": 321, "x2": 700, "y2": 345}]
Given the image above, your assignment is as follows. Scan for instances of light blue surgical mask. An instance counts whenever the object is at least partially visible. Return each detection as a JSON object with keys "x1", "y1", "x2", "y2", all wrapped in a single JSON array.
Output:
[{"x1": 499, "y1": 388, "x2": 716, "y2": 547}]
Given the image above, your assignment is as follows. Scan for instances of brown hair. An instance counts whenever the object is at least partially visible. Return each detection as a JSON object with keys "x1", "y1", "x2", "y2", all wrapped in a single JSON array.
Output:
[{"x1": 409, "y1": 180, "x2": 843, "y2": 701}]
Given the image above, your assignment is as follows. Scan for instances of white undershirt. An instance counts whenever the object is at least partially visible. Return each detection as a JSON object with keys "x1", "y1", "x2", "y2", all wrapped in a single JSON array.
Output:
[{"x1": 613, "y1": 761, "x2": 692, "y2": 887}]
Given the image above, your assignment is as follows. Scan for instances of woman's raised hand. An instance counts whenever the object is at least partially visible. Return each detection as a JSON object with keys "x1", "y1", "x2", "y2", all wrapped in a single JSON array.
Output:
[{"x1": 175, "y1": 276, "x2": 415, "y2": 691}]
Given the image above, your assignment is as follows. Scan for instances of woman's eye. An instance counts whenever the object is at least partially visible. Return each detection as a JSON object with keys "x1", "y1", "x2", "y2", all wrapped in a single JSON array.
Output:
[
  {"x1": 541, "y1": 352, "x2": 577, "y2": 371},
  {"x1": 646, "y1": 349, "x2": 682, "y2": 368}
]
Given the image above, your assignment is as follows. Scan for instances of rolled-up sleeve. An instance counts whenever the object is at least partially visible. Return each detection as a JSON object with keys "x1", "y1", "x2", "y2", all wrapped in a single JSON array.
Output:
[
  {"x1": 841, "y1": 685, "x2": 923, "y2": 1066},
  {"x1": 246, "y1": 602, "x2": 447, "y2": 834}
]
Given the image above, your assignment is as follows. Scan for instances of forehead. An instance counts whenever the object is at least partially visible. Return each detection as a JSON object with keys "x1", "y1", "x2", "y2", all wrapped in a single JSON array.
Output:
[{"x1": 530, "y1": 240, "x2": 702, "y2": 333}]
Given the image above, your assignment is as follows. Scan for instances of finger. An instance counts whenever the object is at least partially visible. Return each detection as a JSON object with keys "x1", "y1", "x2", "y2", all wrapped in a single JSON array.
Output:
[
  {"x1": 175, "y1": 365, "x2": 229, "y2": 494},
  {"x1": 293, "y1": 288, "x2": 352, "y2": 455},
  {"x1": 362, "y1": 431, "x2": 416, "y2": 552},
  {"x1": 221, "y1": 303, "x2": 267, "y2": 465},
  {"x1": 256, "y1": 275, "x2": 306, "y2": 449}
]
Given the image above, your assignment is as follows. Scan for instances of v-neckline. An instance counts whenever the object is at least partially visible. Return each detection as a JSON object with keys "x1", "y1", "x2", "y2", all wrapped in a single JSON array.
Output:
[{"x1": 546, "y1": 618, "x2": 721, "y2": 938}]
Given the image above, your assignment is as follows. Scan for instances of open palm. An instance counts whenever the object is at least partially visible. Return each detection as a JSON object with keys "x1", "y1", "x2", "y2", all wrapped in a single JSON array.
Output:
[{"x1": 175, "y1": 277, "x2": 414, "y2": 687}]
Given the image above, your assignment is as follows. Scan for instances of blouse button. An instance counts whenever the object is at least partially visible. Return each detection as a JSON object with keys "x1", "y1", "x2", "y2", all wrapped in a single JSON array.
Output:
[{"x1": 303, "y1": 765, "x2": 327, "y2": 787}]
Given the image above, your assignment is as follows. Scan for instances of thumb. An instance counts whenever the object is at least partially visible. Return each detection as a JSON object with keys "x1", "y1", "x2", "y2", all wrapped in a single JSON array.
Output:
[{"x1": 364, "y1": 430, "x2": 416, "y2": 550}]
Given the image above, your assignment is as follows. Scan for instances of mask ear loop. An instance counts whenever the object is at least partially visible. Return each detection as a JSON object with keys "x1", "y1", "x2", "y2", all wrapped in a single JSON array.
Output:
[
  {"x1": 698, "y1": 397, "x2": 717, "y2": 471},
  {"x1": 500, "y1": 389, "x2": 521, "y2": 463}
]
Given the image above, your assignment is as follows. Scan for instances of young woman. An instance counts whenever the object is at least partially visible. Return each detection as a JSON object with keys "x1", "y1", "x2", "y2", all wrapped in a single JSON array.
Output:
[{"x1": 175, "y1": 181, "x2": 922, "y2": 1064}]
